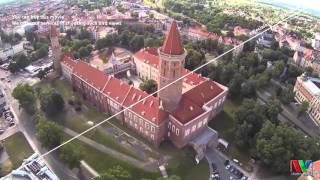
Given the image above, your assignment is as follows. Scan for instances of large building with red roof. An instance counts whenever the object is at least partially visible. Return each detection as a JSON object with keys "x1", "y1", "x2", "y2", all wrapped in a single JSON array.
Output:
[{"x1": 58, "y1": 21, "x2": 228, "y2": 148}]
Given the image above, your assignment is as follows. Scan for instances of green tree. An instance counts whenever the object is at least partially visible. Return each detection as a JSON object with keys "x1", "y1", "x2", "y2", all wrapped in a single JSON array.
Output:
[
  {"x1": 139, "y1": 79, "x2": 157, "y2": 95},
  {"x1": 12, "y1": 83, "x2": 37, "y2": 114},
  {"x1": 266, "y1": 99, "x2": 282, "y2": 125},
  {"x1": 297, "y1": 101, "x2": 309, "y2": 117},
  {"x1": 119, "y1": 30, "x2": 132, "y2": 47},
  {"x1": 256, "y1": 121, "x2": 320, "y2": 173},
  {"x1": 39, "y1": 89, "x2": 65, "y2": 117},
  {"x1": 36, "y1": 119, "x2": 63, "y2": 149},
  {"x1": 60, "y1": 144, "x2": 84, "y2": 169},
  {"x1": 79, "y1": 46, "x2": 90, "y2": 58},
  {"x1": 129, "y1": 35, "x2": 144, "y2": 52},
  {"x1": 8, "y1": 54, "x2": 30, "y2": 73},
  {"x1": 99, "y1": 166, "x2": 131, "y2": 180},
  {"x1": 185, "y1": 49, "x2": 205, "y2": 71}
]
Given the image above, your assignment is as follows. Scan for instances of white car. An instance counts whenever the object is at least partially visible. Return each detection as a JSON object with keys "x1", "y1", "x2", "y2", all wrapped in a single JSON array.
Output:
[{"x1": 226, "y1": 164, "x2": 231, "y2": 170}]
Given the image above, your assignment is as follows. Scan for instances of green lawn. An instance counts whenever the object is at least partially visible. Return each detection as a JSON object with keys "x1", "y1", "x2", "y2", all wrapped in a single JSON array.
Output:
[
  {"x1": 159, "y1": 142, "x2": 209, "y2": 180},
  {"x1": 35, "y1": 79, "x2": 142, "y2": 160},
  {"x1": 110, "y1": 118, "x2": 210, "y2": 180},
  {"x1": 3, "y1": 132, "x2": 34, "y2": 169},
  {"x1": 209, "y1": 99, "x2": 252, "y2": 171},
  {"x1": 64, "y1": 134, "x2": 160, "y2": 179}
]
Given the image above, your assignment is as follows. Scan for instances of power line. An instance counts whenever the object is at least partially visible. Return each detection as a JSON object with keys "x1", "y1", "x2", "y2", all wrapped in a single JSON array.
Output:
[{"x1": 40, "y1": 10, "x2": 299, "y2": 158}]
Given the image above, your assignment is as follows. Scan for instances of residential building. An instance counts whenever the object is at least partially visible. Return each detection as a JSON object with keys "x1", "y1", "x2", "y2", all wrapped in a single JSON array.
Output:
[
  {"x1": 294, "y1": 74, "x2": 320, "y2": 125},
  {"x1": 312, "y1": 33, "x2": 320, "y2": 50}
]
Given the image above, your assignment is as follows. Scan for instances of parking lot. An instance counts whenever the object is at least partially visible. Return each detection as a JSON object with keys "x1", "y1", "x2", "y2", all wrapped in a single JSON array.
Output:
[
  {"x1": 207, "y1": 148, "x2": 253, "y2": 180},
  {"x1": 0, "y1": 89, "x2": 17, "y2": 136}
]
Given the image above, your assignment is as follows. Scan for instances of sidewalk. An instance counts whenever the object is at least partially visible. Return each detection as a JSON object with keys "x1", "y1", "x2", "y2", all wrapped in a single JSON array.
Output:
[{"x1": 64, "y1": 128, "x2": 160, "y2": 171}]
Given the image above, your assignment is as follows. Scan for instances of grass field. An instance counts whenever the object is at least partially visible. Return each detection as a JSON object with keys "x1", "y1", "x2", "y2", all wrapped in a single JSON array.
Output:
[
  {"x1": 209, "y1": 99, "x2": 252, "y2": 171},
  {"x1": 159, "y1": 142, "x2": 209, "y2": 180},
  {"x1": 35, "y1": 79, "x2": 142, "y2": 160},
  {"x1": 3, "y1": 132, "x2": 33, "y2": 169},
  {"x1": 64, "y1": 133, "x2": 160, "y2": 179}
]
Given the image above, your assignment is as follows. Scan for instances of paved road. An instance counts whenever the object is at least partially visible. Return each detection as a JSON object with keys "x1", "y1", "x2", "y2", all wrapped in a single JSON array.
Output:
[
  {"x1": 206, "y1": 148, "x2": 254, "y2": 180},
  {"x1": 0, "y1": 69, "x2": 78, "y2": 180},
  {"x1": 257, "y1": 90, "x2": 320, "y2": 137}
]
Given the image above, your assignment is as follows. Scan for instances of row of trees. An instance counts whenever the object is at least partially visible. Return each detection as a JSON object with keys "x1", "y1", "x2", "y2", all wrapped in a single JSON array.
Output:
[
  {"x1": 234, "y1": 99, "x2": 320, "y2": 173},
  {"x1": 163, "y1": 0, "x2": 263, "y2": 31},
  {"x1": 0, "y1": 31, "x2": 22, "y2": 45},
  {"x1": 12, "y1": 84, "x2": 83, "y2": 168},
  {"x1": 95, "y1": 25, "x2": 163, "y2": 53}
]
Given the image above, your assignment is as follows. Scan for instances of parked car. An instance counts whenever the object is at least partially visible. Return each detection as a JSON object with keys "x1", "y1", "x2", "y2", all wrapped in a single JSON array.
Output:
[
  {"x1": 241, "y1": 177, "x2": 247, "y2": 180},
  {"x1": 225, "y1": 165, "x2": 231, "y2": 170},
  {"x1": 212, "y1": 163, "x2": 217, "y2": 171},
  {"x1": 224, "y1": 160, "x2": 230, "y2": 166},
  {"x1": 0, "y1": 124, "x2": 5, "y2": 134}
]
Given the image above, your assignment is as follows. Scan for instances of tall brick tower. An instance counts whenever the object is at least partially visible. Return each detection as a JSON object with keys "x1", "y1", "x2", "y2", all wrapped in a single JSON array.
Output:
[
  {"x1": 50, "y1": 25, "x2": 62, "y2": 74},
  {"x1": 158, "y1": 21, "x2": 187, "y2": 112}
]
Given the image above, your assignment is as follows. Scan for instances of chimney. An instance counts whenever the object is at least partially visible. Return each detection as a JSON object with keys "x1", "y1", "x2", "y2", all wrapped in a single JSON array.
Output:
[
  {"x1": 159, "y1": 100, "x2": 164, "y2": 110},
  {"x1": 189, "y1": 106, "x2": 194, "y2": 111},
  {"x1": 141, "y1": 111, "x2": 145, "y2": 116}
]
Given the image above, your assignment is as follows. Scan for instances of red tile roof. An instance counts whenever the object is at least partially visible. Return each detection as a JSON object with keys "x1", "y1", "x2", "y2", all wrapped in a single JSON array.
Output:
[
  {"x1": 172, "y1": 97, "x2": 205, "y2": 124},
  {"x1": 61, "y1": 53, "x2": 77, "y2": 68},
  {"x1": 123, "y1": 88, "x2": 168, "y2": 125},
  {"x1": 183, "y1": 80, "x2": 224, "y2": 107},
  {"x1": 73, "y1": 61, "x2": 109, "y2": 91},
  {"x1": 161, "y1": 20, "x2": 184, "y2": 55},
  {"x1": 303, "y1": 48, "x2": 314, "y2": 60},
  {"x1": 134, "y1": 49, "x2": 205, "y2": 86},
  {"x1": 103, "y1": 76, "x2": 131, "y2": 104},
  {"x1": 188, "y1": 27, "x2": 219, "y2": 40},
  {"x1": 133, "y1": 48, "x2": 160, "y2": 68},
  {"x1": 172, "y1": 80, "x2": 224, "y2": 124},
  {"x1": 182, "y1": 69, "x2": 206, "y2": 86}
]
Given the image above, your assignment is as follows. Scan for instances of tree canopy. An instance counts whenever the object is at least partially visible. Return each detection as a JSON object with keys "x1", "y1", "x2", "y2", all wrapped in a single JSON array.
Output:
[
  {"x1": 139, "y1": 79, "x2": 157, "y2": 95},
  {"x1": 60, "y1": 144, "x2": 84, "y2": 169},
  {"x1": 36, "y1": 118, "x2": 63, "y2": 149},
  {"x1": 39, "y1": 88, "x2": 65, "y2": 117},
  {"x1": 12, "y1": 83, "x2": 37, "y2": 114}
]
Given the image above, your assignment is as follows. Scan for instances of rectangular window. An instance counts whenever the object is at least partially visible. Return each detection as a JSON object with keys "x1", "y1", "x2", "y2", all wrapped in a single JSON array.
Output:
[
  {"x1": 172, "y1": 125, "x2": 175, "y2": 132},
  {"x1": 197, "y1": 121, "x2": 202, "y2": 129},
  {"x1": 151, "y1": 134, "x2": 154, "y2": 140},
  {"x1": 168, "y1": 122, "x2": 171, "y2": 128},
  {"x1": 203, "y1": 117, "x2": 208, "y2": 124},
  {"x1": 145, "y1": 122, "x2": 150, "y2": 130},
  {"x1": 191, "y1": 125, "x2": 196, "y2": 132},
  {"x1": 176, "y1": 129, "x2": 179, "y2": 136},
  {"x1": 151, "y1": 126, "x2": 155, "y2": 133},
  {"x1": 184, "y1": 129, "x2": 190, "y2": 137}
]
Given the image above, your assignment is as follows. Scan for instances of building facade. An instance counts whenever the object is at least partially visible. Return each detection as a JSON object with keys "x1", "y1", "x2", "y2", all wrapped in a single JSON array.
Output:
[
  {"x1": 294, "y1": 74, "x2": 320, "y2": 125},
  {"x1": 59, "y1": 21, "x2": 228, "y2": 148}
]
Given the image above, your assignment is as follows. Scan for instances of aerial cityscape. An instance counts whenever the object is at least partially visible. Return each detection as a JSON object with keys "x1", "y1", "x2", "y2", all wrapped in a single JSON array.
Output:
[{"x1": 0, "y1": 0, "x2": 319, "y2": 180}]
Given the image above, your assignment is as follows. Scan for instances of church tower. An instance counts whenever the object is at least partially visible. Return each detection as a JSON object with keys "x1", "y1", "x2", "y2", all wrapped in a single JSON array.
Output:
[
  {"x1": 50, "y1": 25, "x2": 62, "y2": 74},
  {"x1": 158, "y1": 21, "x2": 187, "y2": 112}
]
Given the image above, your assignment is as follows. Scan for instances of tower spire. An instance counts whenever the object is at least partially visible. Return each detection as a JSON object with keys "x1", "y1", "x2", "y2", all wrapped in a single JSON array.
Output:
[
  {"x1": 161, "y1": 20, "x2": 184, "y2": 55},
  {"x1": 50, "y1": 25, "x2": 62, "y2": 75}
]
